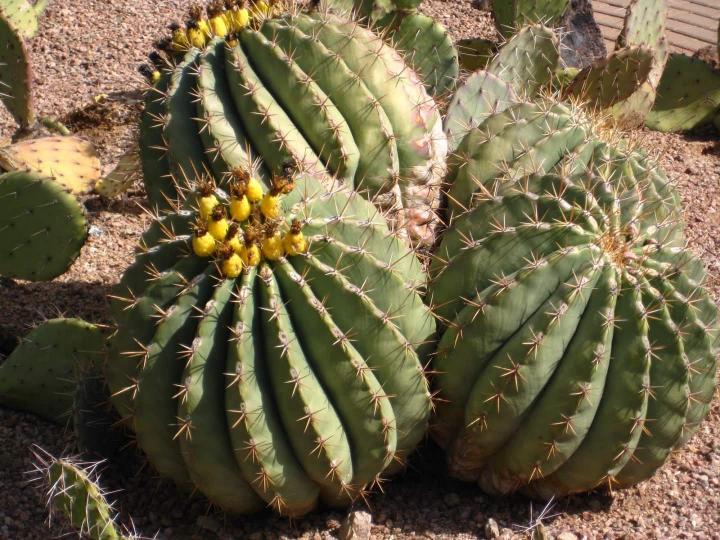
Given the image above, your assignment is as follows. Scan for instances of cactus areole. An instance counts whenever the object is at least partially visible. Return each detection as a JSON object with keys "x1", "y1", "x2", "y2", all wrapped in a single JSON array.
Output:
[
  {"x1": 106, "y1": 173, "x2": 435, "y2": 516},
  {"x1": 429, "y1": 156, "x2": 718, "y2": 497},
  {"x1": 139, "y1": 5, "x2": 446, "y2": 245}
]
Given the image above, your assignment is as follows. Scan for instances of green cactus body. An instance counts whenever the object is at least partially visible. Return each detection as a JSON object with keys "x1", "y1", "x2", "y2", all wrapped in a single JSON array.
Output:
[
  {"x1": 0, "y1": 318, "x2": 103, "y2": 422},
  {"x1": 565, "y1": 45, "x2": 654, "y2": 110},
  {"x1": 0, "y1": 171, "x2": 87, "y2": 281},
  {"x1": 38, "y1": 452, "x2": 129, "y2": 540},
  {"x1": 444, "y1": 70, "x2": 517, "y2": 153},
  {"x1": 429, "y1": 163, "x2": 718, "y2": 497},
  {"x1": 141, "y1": 14, "x2": 445, "y2": 246},
  {"x1": 0, "y1": 136, "x2": 101, "y2": 195},
  {"x1": 0, "y1": 11, "x2": 33, "y2": 126},
  {"x1": 491, "y1": 0, "x2": 569, "y2": 37},
  {"x1": 376, "y1": 12, "x2": 459, "y2": 97},
  {"x1": 487, "y1": 24, "x2": 560, "y2": 98},
  {"x1": 646, "y1": 54, "x2": 720, "y2": 133},
  {"x1": 0, "y1": 0, "x2": 41, "y2": 38},
  {"x1": 106, "y1": 174, "x2": 434, "y2": 516},
  {"x1": 610, "y1": 0, "x2": 668, "y2": 127}
]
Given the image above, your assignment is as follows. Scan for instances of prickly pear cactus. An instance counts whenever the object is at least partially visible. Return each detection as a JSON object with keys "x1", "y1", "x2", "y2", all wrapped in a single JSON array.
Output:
[
  {"x1": 0, "y1": 170, "x2": 87, "y2": 281},
  {"x1": 429, "y1": 159, "x2": 718, "y2": 497},
  {"x1": 141, "y1": 9, "x2": 446, "y2": 245},
  {"x1": 0, "y1": 11, "x2": 33, "y2": 126},
  {"x1": 0, "y1": 318, "x2": 103, "y2": 422},
  {"x1": 610, "y1": 0, "x2": 668, "y2": 127},
  {"x1": 491, "y1": 0, "x2": 569, "y2": 37},
  {"x1": 0, "y1": 0, "x2": 44, "y2": 39},
  {"x1": 33, "y1": 449, "x2": 132, "y2": 540},
  {"x1": 565, "y1": 45, "x2": 654, "y2": 110},
  {"x1": 106, "y1": 172, "x2": 434, "y2": 516},
  {"x1": 646, "y1": 54, "x2": 720, "y2": 133},
  {"x1": 0, "y1": 136, "x2": 101, "y2": 194}
]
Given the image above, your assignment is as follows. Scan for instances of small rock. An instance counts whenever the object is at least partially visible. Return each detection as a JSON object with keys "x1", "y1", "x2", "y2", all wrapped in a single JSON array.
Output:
[
  {"x1": 531, "y1": 523, "x2": 550, "y2": 540},
  {"x1": 196, "y1": 515, "x2": 221, "y2": 533},
  {"x1": 89, "y1": 225, "x2": 104, "y2": 236},
  {"x1": 484, "y1": 517, "x2": 501, "y2": 539},
  {"x1": 338, "y1": 510, "x2": 372, "y2": 540},
  {"x1": 557, "y1": 533, "x2": 579, "y2": 540}
]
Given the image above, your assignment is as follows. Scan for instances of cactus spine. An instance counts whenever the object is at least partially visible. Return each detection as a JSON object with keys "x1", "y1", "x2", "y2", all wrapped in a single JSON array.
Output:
[{"x1": 106, "y1": 172, "x2": 434, "y2": 516}]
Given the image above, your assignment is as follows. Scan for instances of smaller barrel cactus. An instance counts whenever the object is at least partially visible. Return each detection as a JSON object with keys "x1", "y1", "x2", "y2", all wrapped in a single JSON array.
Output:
[
  {"x1": 106, "y1": 170, "x2": 435, "y2": 516},
  {"x1": 428, "y1": 143, "x2": 718, "y2": 497}
]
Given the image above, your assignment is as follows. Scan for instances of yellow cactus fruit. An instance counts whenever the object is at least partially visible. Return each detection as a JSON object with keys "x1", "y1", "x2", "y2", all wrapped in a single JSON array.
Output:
[
  {"x1": 197, "y1": 179, "x2": 218, "y2": 220},
  {"x1": 208, "y1": 1, "x2": 228, "y2": 36},
  {"x1": 260, "y1": 194, "x2": 280, "y2": 220},
  {"x1": 221, "y1": 253, "x2": 244, "y2": 278},
  {"x1": 225, "y1": 223, "x2": 243, "y2": 254},
  {"x1": 262, "y1": 231, "x2": 284, "y2": 261},
  {"x1": 229, "y1": 181, "x2": 252, "y2": 222},
  {"x1": 246, "y1": 177, "x2": 263, "y2": 203},
  {"x1": 192, "y1": 226, "x2": 216, "y2": 257},
  {"x1": 234, "y1": 7, "x2": 250, "y2": 29},
  {"x1": 208, "y1": 206, "x2": 230, "y2": 241},
  {"x1": 283, "y1": 219, "x2": 308, "y2": 256},
  {"x1": 240, "y1": 243, "x2": 261, "y2": 267},
  {"x1": 252, "y1": 0, "x2": 270, "y2": 17},
  {"x1": 170, "y1": 23, "x2": 190, "y2": 51},
  {"x1": 186, "y1": 22, "x2": 207, "y2": 49}
]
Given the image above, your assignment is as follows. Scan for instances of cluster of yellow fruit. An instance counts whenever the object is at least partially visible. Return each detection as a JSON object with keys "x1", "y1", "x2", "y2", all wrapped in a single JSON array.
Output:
[
  {"x1": 170, "y1": 0, "x2": 282, "y2": 50},
  {"x1": 192, "y1": 169, "x2": 308, "y2": 278}
]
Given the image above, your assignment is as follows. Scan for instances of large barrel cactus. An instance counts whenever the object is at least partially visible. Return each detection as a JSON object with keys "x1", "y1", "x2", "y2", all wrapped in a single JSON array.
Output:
[
  {"x1": 428, "y1": 132, "x2": 719, "y2": 497},
  {"x1": 141, "y1": 7, "x2": 446, "y2": 244},
  {"x1": 106, "y1": 172, "x2": 435, "y2": 516}
]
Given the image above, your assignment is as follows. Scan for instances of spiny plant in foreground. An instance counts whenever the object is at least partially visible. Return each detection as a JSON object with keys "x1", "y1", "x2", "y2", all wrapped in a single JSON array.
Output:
[
  {"x1": 429, "y1": 132, "x2": 718, "y2": 497},
  {"x1": 138, "y1": 3, "x2": 446, "y2": 245},
  {"x1": 31, "y1": 447, "x2": 136, "y2": 540},
  {"x1": 105, "y1": 171, "x2": 435, "y2": 516}
]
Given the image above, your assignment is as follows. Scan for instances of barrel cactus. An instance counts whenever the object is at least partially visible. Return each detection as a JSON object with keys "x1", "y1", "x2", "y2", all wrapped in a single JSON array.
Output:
[
  {"x1": 141, "y1": 6, "x2": 446, "y2": 245},
  {"x1": 106, "y1": 171, "x2": 435, "y2": 516},
  {"x1": 428, "y1": 133, "x2": 718, "y2": 497}
]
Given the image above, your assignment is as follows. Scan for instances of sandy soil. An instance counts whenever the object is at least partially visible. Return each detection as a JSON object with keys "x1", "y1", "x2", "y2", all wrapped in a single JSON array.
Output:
[{"x1": 0, "y1": 1, "x2": 718, "y2": 539}]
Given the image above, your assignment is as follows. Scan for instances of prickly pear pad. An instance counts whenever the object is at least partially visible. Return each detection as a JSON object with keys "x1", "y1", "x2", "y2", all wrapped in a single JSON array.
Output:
[
  {"x1": 0, "y1": 11, "x2": 33, "y2": 126},
  {"x1": 106, "y1": 172, "x2": 434, "y2": 516},
  {"x1": 0, "y1": 171, "x2": 87, "y2": 281},
  {"x1": 428, "y1": 163, "x2": 718, "y2": 497}
]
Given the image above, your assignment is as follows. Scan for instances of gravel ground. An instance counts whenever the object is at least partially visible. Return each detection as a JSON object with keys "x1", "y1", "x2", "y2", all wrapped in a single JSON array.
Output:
[{"x1": 1, "y1": 1, "x2": 719, "y2": 539}]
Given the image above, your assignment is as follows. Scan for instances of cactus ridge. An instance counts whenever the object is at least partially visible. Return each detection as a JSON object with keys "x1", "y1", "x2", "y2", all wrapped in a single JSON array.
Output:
[
  {"x1": 444, "y1": 70, "x2": 517, "y2": 153},
  {"x1": 0, "y1": 11, "x2": 33, "y2": 126},
  {"x1": 376, "y1": 12, "x2": 459, "y2": 98},
  {"x1": 429, "y1": 163, "x2": 717, "y2": 497},
  {"x1": 140, "y1": 12, "x2": 445, "y2": 245},
  {"x1": 0, "y1": 171, "x2": 87, "y2": 281},
  {"x1": 106, "y1": 173, "x2": 434, "y2": 515},
  {"x1": 0, "y1": 318, "x2": 104, "y2": 422},
  {"x1": 0, "y1": 136, "x2": 101, "y2": 194},
  {"x1": 646, "y1": 54, "x2": 720, "y2": 133}
]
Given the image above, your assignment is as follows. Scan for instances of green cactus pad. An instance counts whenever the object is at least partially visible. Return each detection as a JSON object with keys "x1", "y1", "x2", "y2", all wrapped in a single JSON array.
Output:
[
  {"x1": 487, "y1": 24, "x2": 560, "y2": 98},
  {"x1": 35, "y1": 450, "x2": 129, "y2": 540},
  {"x1": 565, "y1": 45, "x2": 654, "y2": 110},
  {"x1": 377, "y1": 12, "x2": 459, "y2": 97},
  {"x1": 457, "y1": 37, "x2": 496, "y2": 73},
  {"x1": 444, "y1": 70, "x2": 518, "y2": 153},
  {"x1": 492, "y1": 0, "x2": 569, "y2": 37},
  {"x1": 0, "y1": 136, "x2": 101, "y2": 195},
  {"x1": 0, "y1": 0, "x2": 40, "y2": 39},
  {"x1": 106, "y1": 173, "x2": 434, "y2": 516},
  {"x1": 140, "y1": 14, "x2": 446, "y2": 245},
  {"x1": 0, "y1": 12, "x2": 33, "y2": 126},
  {"x1": 0, "y1": 171, "x2": 87, "y2": 281},
  {"x1": 0, "y1": 318, "x2": 103, "y2": 422},
  {"x1": 429, "y1": 165, "x2": 718, "y2": 497},
  {"x1": 646, "y1": 54, "x2": 720, "y2": 133},
  {"x1": 611, "y1": 0, "x2": 669, "y2": 128}
]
